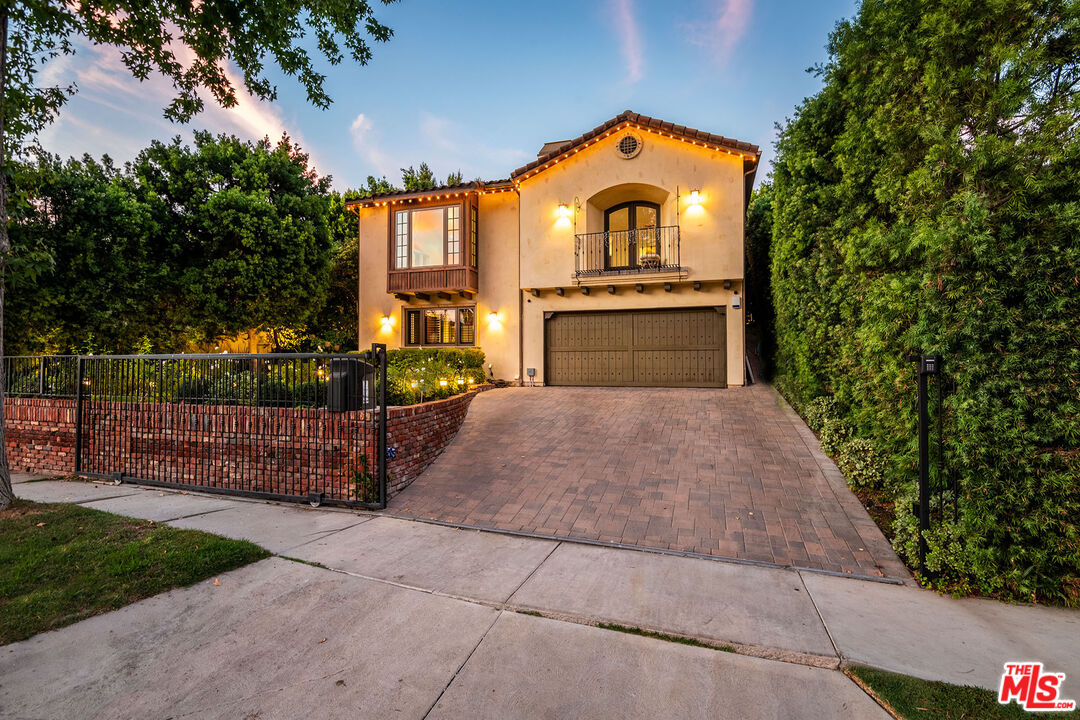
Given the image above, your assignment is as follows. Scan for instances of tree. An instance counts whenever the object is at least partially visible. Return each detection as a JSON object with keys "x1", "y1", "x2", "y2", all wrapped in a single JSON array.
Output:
[
  {"x1": 771, "y1": 0, "x2": 1080, "y2": 603},
  {"x1": 744, "y1": 182, "x2": 774, "y2": 378},
  {"x1": 134, "y1": 132, "x2": 332, "y2": 352},
  {"x1": 0, "y1": 0, "x2": 395, "y2": 508},
  {"x1": 6, "y1": 149, "x2": 176, "y2": 354},
  {"x1": 302, "y1": 190, "x2": 361, "y2": 350},
  {"x1": 401, "y1": 162, "x2": 463, "y2": 191}
]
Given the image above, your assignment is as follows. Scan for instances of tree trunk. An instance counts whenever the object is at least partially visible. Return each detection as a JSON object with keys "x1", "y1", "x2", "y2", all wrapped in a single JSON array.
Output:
[
  {"x1": 246, "y1": 328, "x2": 258, "y2": 354},
  {"x1": 0, "y1": 7, "x2": 14, "y2": 510}
]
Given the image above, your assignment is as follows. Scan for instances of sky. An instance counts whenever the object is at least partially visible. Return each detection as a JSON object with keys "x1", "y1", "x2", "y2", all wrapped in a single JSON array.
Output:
[{"x1": 37, "y1": 0, "x2": 859, "y2": 191}]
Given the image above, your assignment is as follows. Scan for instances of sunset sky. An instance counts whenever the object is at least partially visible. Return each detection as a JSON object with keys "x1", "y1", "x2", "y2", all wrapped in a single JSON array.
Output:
[{"x1": 38, "y1": 0, "x2": 858, "y2": 190}]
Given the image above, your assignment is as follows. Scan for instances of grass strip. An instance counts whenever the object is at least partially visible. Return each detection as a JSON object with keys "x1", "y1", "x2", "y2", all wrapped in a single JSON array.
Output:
[
  {"x1": 847, "y1": 665, "x2": 1080, "y2": 719},
  {"x1": 597, "y1": 622, "x2": 735, "y2": 653},
  {"x1": 0, "y1": 499, "x2": 269, "y2": 644}
]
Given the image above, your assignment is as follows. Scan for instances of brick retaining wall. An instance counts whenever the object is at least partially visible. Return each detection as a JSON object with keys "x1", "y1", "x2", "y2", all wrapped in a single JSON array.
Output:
[
  {"x1": 3, "y1": 386, "x2": 488, "y2": 500},
  {"x1": 4, "y1": 397, "x2": 77, "y2": 473},
  {"x1": 385, "y1": 386, "x2": 488, "y2": 496}
]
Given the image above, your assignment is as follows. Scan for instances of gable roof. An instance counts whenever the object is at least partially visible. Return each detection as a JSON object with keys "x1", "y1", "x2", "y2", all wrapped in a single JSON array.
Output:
[
  {"x1": 345, "y1": 111, "x2": 761, "y2": 208},
  {"x1": 510, "y1": 110, "x2": 760, "y2": 181}
]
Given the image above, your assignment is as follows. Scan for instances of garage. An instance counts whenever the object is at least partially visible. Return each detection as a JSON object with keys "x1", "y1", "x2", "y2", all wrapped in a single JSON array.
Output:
[{"x1": 544, "y1": 307, "x2": 726, "y2": 387}]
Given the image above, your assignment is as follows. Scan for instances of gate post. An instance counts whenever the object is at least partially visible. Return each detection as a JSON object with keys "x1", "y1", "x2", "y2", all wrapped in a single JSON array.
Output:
[
  {"x1": 372, "y1": 343, "x2": 388, "y2": 508},
  {"x1": 912, "y1": 354, "x2": 941, "y2": 574},
  {"x1": 74, "y1": 356, "x2": 85, "y2": 473}
]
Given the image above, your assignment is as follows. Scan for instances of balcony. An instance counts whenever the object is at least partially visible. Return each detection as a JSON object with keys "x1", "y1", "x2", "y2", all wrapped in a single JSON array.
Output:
[
  {"x1": 574, "y1": 225, "x2": 681, "y2": 279},
  {"x1": 388, "y1": 266, "x2": 479, "y2": 296}
]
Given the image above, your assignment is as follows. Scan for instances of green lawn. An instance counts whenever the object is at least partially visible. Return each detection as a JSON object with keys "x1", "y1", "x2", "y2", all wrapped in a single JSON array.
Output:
[
  {"x1": 0, "y1": 499, "x2": 269, "y2": 644},
  {"x1": 848, "y1": 665, "x2": 1080, "y2": 719}
]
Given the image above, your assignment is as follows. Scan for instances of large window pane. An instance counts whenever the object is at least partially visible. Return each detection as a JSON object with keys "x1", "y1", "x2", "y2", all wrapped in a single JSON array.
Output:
[{"x1": 411, "y1": 208, "x2": 445, "y2": 267}]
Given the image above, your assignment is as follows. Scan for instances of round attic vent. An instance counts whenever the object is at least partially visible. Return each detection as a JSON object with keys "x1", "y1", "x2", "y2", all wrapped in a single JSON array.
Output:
[{"x1": 614, "y1": 132, "x2": 643, "y2": 159}]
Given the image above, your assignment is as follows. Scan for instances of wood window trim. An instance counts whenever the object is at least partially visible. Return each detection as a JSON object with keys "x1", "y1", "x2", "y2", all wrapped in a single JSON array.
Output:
[
  {"x1": 402, "y1": 305, "x2": 477, "y2": 347},
  {"x1": 603, "y1": 200, "x2": 661, "y2": 271},
  {"x1": 386, "y1": 194, "x2": 478, "y2": 273},
  {"x1": 603, "y1": 200, "x2": 661, "y2": 231}
]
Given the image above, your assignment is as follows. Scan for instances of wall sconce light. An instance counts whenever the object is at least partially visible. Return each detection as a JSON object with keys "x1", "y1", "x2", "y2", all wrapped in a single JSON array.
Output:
[
  {"x1": 557, "y1": 203, "x2": 571, "y2": 219},
  {"x1": 379, "y1": 315, "x2": 394, "y2": 333},
  {"x1": 689, "y1": 190, "x2": 701, "y2": 206},
  {"x1": 487, "y1": 311, "x2": 500, "y2": 324}
]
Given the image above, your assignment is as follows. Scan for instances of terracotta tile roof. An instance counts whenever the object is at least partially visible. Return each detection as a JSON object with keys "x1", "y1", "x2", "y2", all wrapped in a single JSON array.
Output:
[
  {"x1": 510, "y1": 110, "x2": 760, "y2": 180},
  {"x1": 345, "y1": 179, "x2": 513, "y2": 207},
  {"x1": 347, "y1": 111, "x2": 760, "y2": 207}
]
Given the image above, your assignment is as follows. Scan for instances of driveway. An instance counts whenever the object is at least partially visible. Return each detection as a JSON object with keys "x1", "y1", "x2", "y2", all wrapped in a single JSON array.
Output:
[{"x1": 391, "y1": 385, "x2": 909, "y2": 579}]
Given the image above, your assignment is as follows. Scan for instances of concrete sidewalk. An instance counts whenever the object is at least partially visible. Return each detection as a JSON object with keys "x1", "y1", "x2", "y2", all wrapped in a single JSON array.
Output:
[{"x1": 10, "y1": 477, "x2": 1080, "y2": 714}]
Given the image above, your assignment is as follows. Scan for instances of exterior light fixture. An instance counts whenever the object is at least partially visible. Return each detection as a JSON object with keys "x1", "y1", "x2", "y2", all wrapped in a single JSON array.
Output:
[
  {"x1": 487, "y1": 311, "x2": 500, "y2": 324},
  {"x1": 439, "y1": 379, "x2": 448, "y2": 387},
  {"x1": 557, "y1": 203, "x2": 571, "y2": 219},
  {"x1": 689, "y1": 190, "x2": 701, "y2": 206},
  {"x1": 410, "y1": 381, "x2": 418, "y2": 389},
  {"x1": 379, "y1": 315, "x2": 394, "y2": 332}
]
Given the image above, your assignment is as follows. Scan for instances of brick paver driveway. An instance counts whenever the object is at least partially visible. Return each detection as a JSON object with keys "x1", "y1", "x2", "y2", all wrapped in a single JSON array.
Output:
[{"x1": 391, "y1": 385, "x2": 909, "y2": 579}]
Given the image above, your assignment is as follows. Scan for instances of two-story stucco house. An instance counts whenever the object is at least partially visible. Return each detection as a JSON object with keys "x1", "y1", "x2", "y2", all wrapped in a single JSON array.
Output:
[{"x1": 349, "y1": 111, "x2": 760, "y2": 388}]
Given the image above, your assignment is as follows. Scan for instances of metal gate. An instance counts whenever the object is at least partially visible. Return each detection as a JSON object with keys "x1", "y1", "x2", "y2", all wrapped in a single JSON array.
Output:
[{"x1": 68, "y1": 346, "x2": 388, "y2": 508}]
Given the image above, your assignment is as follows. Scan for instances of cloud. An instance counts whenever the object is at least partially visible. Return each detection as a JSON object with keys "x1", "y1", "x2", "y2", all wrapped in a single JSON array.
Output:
[
  {"x1": 610, "y1": 0, "x2": 644, "y2": 83},
  {"x1": 684, "y1": 0, "x2": 753, "y2": 65},
  {"x1": 416, "y1": 112, "x2": 530, "y2": 178},
  {"x1": 32, "y1": 39, "x2": 340, "y2": 181},
  {"x1": 349, "y1": 113, "x2": 398, "y2": 179}
]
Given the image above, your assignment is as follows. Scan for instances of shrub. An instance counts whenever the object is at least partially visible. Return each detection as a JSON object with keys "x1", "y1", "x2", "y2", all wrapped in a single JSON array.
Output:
[
  {"x1": 770, "y1": 1, "x2": 1080, "y2": 603},
  {"x1": 803, "y1": 396, "x2": 836, "y2": 433},
  {"x1": 382, "y1": 348, "x2": 486, "y2": 406},
  {"x1": 818, "y1": 418, "x2": 850, "y2": 456},
  {"x1": 837, "y1": 438, "x2": 887, "y2": 489}
]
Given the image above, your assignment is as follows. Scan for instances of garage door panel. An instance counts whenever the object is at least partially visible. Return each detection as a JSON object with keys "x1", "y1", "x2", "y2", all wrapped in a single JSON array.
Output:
[
  {"x1": 546, "y1": 308, "x2": 726, "y2": 388},
  {"x1": 547, "y1": 349, "x2": 632, "y2": 386},
  {"x1": 634, "y1": 350, "x2": 724, "y2": 387}
]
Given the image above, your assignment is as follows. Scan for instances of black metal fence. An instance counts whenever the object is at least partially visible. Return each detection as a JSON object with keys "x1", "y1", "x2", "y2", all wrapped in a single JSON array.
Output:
[
  {"x1": 3, "y1": 355, "x2": 78, "y2": 398},
  {"x1": 574, "y1": 225, "x2": 681, "y2": 277},
  {"x1": 4, "y1": 348, "x2": 389, "y2": 508}
]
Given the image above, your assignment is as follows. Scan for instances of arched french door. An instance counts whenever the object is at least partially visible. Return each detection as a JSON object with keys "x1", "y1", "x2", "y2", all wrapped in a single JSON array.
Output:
[{"x1": 604, "y1": 201, "x2": 661, "y2": 270}]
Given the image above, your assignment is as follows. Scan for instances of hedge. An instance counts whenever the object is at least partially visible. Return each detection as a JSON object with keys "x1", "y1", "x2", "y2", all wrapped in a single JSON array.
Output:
[
  {"x1": 770, "y1": 1, "x2": 1080, "y2": 604},
  {"x1": 379, "y1": 348, "x2": 486, "y2": 406}
]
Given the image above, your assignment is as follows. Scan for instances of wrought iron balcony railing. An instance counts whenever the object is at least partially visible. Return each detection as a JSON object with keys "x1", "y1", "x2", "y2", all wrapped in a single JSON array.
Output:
[{"x1": 574, "y1": 225, "x2": 681, "y2": 278}]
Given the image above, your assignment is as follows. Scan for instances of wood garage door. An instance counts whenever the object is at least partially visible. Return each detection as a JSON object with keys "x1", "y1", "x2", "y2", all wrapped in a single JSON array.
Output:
[{"x1": 544, "y1": 308, "x2": 726, "y2": 387}]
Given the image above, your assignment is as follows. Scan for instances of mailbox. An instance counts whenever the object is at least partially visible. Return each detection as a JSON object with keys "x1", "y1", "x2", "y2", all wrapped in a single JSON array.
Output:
[{"x1": 328, "y1": 358, "x2": 373, "y2": 412}]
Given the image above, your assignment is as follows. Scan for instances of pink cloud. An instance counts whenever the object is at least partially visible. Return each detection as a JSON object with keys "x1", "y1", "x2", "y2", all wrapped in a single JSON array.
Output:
[
  {"x1": 611, "y1": 0, "x2": 644, "y2": 83},
  {"x1": 685, "y1": 0, "x2": 753, "y2": 65}
]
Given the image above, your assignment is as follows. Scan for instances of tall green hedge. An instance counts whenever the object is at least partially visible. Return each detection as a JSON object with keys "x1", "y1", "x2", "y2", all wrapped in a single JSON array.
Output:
[{"x1": 771, "y1": 0, "x2": 1080, "y2": 604}]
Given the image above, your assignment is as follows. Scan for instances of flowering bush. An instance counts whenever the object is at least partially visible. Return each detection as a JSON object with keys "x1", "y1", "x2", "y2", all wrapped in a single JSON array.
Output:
[{"x1": 384, "y1": 348, "x2": 485, "y2": 406}]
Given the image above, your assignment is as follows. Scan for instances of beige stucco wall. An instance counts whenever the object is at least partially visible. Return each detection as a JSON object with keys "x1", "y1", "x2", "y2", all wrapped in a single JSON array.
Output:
[
  {"x1": 355, "y1": 125, "x2": 749, "y2": 387},
  {"x1": 474, "y1": 191, "x2": 521, "y2": 381},
  {"x1": 518, "y1": 131, "x2": 746, "y2": 290}
]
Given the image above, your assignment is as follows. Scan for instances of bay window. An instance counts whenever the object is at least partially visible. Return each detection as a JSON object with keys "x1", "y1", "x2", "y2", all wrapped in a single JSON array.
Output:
[{"x1": 394, "y1": 205, "x2": 462, "y2": 269}]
